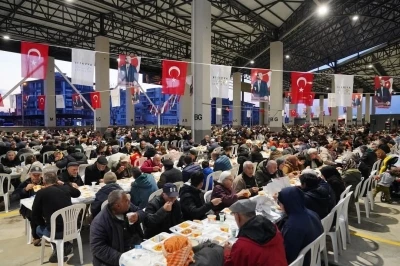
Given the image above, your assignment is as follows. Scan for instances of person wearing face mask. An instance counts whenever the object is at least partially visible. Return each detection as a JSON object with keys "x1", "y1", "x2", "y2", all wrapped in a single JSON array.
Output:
[
  {"x1": 223, "y1": 199, "x2": 287, "y2": 266},
  {"x1": 255, "y1": 160, "x2": 279, "y2": 187}
]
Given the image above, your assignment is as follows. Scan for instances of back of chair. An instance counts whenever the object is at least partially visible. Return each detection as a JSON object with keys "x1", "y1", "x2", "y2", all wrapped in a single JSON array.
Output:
[
  {"x1": 19, "y1": 152, "x2": 32, "y2": 163},
  {"x1": 213, "y1": 147, "x2": 223, "y2": 154},
  {"x1": 212, "y1": 171, "x2": 222, "y2": 181},
  {"x1": 204, "y1": 173, "x2": 214, "y2": 191},
  {"x1": 148, "y1": 189, "x2": 163, "y2": 202},
  {"x1": 204, "y1": 190, "x2": 212, "y2": 203},
  {"x1": 353, "y1": 177, "x2": 364, "y2": 200},
  {"x1": 43, "y1": 151, "x2": 54, "y2": 164},
  {"x1": 78, "y1": 164, "x2": 89, "y2": 181},
  {"x1": 101, "y1": 200, "x2": 108, "y2": 210},
  {"x1": 231, "y1": 164, "x2": 240, "y2": 178},
  {"x1": 32, "y1": 145, "x2": 42, "y2": 151},
  {"x1": 231, "y1": 145, "x2": 239, "y2": 157},
  {"x1": 289, "y1": 254, "x2": 305, "y2": 266},
  {"x1": 135, "y1": 157, "x2": 147, "y2": 167},
  {"x1": 119, "y1": 139, "x2": 125, "y2": 148},
  {"x1": 49, "y1": 204, "x2": 86, "y2": 242},
  {"x1": 321, "y1": 207, "x2": 336, "y2": 234},
  {"x1": 170, "y1": 140, "x2": 178, "y2": 148},
  {"x1": 332, "y1": 198, "x2": 345, "y2": 230},
  {"x1": 340, "y1": 185, "x2": 352, "y2": 201},
  {"x1": 112, "y1": 145, "x2": 120, "y2": 152},
  {"x1": 177, "y1": 140, "x2": 184, "y2": 150},
  {"x1": 299, "y1": 233, "x2": 325, "y2": 266},
  {"x1": 0, "y1": 174, "x2": 11, "y2": 196},
  {"x1": 340, "y1": 191, "x2": 354, "y2": 222},
  {"x1": 0, "y1": 154, "x2": 5, "y2": 161},
  {"x1": 252, "y1": 162, "x2": 258, "y2": 175},
  {"x1": 174, "y1": 181, "x2": 184, "y2": 192},
  {"x1": 162, "y1": 141, "x2": 169, "y2": 150},
  {"x1": 358, "y1": 176, "x2": 371, "y2": 200}
]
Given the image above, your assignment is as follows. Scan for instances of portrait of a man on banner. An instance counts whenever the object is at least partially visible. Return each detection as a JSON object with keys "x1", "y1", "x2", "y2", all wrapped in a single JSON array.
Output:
[
  {"x1": 374, "y1": 76, "x2": 393, "y2": 108},
  {"x1": 250, "y1": 69, "x2": 271, "y2": 102},
  {"x1": 73, "y1": 93, "x2": 84, "y2": 110},
  {"x1": 130, "y1": 86, "x2": 140, "y2": 104},
  {"x1": 352, "y1": 93, "x2": 362, "y2": 108},
  {"x1": 118, "y1": 55, "x2": 141, "y2": 87}
]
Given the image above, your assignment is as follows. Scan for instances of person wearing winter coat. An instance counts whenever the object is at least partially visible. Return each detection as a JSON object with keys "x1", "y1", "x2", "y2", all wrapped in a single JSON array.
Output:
[
  {"x1": 301, "y1": 148, "x2": 323, "y2": 169},
  {"x1": 90, "y1": 190, "x2": 146, "y2": 266},
  {"x1": 233, "y1": 161, "x2": 260, "y2": 196},
  {"x1": 182, "y1": 156, "x2": 202, "y2": 182},
  {"x1": 112, "y1": 155, "x2": 134, "y2": 179},
  {"x1": 91, "y1": 172, "x2": 122, "y2": 218},
  {"x1": 55, "y1": 146, "x2": 88, "y2": 169},
  {"x1": 255, "y1": 160, "x2": 279, "y2": 187},
  {"x1": 84, "y1": 156, "x2": 110, "y2": 185},
  {"x1": 130, "y1": 167, "x2": 158, "y2": 209},
  {"x1": 320, "y1": 166, "x2": 346, "y2": 204},
  {"x1": 201, "y1": 161, "x2": 214, "y2": 191},
  {"x1": 223, "y1": 199, "x2": 287, "y2": 266},
  {"x1": 249, "y1": 146, "x2": 264, "y2": 165},
  {"x1": 179, "y1": 172, "x2": 222, "y2": 221},
  {"x1": 236, "y1": 146, "x2": 250, "y2": 175},
  {"x1": 299, "y1": 173, "x2": 332, "y2": 219},
  {"x1": 278, "y1": 187, "x2": 323, "y2": 265},
  {"x1": 157, "y1": 159, "x2": 183, "y2": 189}
]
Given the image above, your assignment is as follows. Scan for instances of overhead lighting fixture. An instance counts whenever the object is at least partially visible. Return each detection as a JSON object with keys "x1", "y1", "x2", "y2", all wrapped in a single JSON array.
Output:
[
  {"x1": 326, "y1": 87, "x2": 330, "y2": 90},
  {"x1": 317, "y1": 5, "x2": 329, "y2": 16},
  {"x1": 352, "y1": 15, "x2": 359, "y2": 21},
  {"x1": 285, "y1": 55, "x2": 290, "y2": 59},
  {"x1": 368, "y1": 64, "x2": 373, "y2": 68},
  {"x1": 3, "y1": 35, "x2": 10, "y2": 40},
  {"x1": 250, "y1": 60, "x2": 254, "y2": 64}
]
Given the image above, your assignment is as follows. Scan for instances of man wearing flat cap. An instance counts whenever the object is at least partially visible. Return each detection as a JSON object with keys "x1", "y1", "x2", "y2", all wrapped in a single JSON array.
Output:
[
  {"x1": 59, "y1": 162, "x2": 83, "y2": 188},
  {"x1": 84, "y1": 156, "x2": 110, "y2": 185},
  {"x1": 224, "y1": 199, "x2": 287, "y2": 266}
]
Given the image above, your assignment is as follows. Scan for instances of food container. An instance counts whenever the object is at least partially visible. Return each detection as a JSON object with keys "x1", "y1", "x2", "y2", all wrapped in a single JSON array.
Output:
[
  {"x1": 191, "y1": 230, "x2": 202, "y2": 238},
  {"x1": 207, "y1": 214, "x2": 216, "y2": 222},
  {"x1": 220, "y1": 224, "x2": 229, "y2": 233},
  {"x1": 141, "y1": 233, "x2": 171, "y2": 253}
]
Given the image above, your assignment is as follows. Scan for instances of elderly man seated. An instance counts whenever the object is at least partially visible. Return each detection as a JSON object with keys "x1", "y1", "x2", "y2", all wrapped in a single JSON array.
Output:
[
  {"x1": 59, "y1": 162, "x2": 84, "y2": 188},
  {"x1": 140, "y1": 154, "x2": 163, "y2": 174},
  {"x1": 91, "y1": 172, "x2": 122, "y2": 218},
  {"x1": 302, "y1": 148, "x2": 323, "y2": 169},
  {"x1": 1, "y1": 150, "x2": 21, "y2": 167},
  {"x1": 84, "y1": 156, "x2": 109, "y2": 185},
  {"x1": 233, "y1": 161, "x2": 260, "y2": 196},
  {"x1": 112, "y1": 154, "x2": 134, "y2": 179},
  {"x1": 91, "y1": 190, "x2": 146, "y2": 266},
  {"x1": 15, "y1": 163, "x2": 44, "y2": 245},
  {"x1": 255, "y1": 160, "x2": 279, "y2": 187}
]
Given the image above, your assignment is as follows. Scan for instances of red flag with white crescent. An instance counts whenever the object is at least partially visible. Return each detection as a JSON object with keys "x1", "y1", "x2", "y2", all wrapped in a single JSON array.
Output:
[
  {"x1": 162, "y1": 60, "x2": 188, "y2": 95},
  {"x1": 291, "y1": 72, "x2": 313, "y2": 104},
  {"x1": 304, "y1": 92, "x2": 315, "y2": 106},
  {"x1": 21, "y1": 42, "x2": 49, "y2": 79},
  {"x1": 0, "y1": 94, "x2": 4, "y2": 107},
  {"x1": 90, "y1": 92, "x2": 101, "y2": 109},
  {"x1": 290, "y1": 109, "x2": 297, "y2": 117},
  {"x1": 37, "y1": 95, "x2": 46, "y2": 110}
]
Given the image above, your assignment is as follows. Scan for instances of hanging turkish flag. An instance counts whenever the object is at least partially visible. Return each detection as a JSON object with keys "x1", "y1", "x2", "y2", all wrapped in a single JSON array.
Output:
[
  {"x1": 0, "y1": 94, "x2": 3, "y2": 107},
  {"x1": 37, "y1": 95, "x2": 46, "y2": 110},
  {"x1": 290, "y1": 109, "x2": 297, "y2": 117},
  {"x1": 162, "y1": 60, "x2": 188, "y2": 95},
  {"x1": 291, "y1": 72, "x2": 313, "y2": 104},
  {"x1": 90, "y1": 92, "x2": 101, "y2": 109},
  {"x1": 21, "y1": 42, "x2": 49, "y2": 79},
  {"x1": 304, "y1": 92, "x2": 315, "y2": 106}
]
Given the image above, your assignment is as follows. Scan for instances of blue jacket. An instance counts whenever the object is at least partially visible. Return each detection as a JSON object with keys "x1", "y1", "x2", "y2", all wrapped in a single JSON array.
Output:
[
  {"x1": 182, "y1": 163, "x2": 203, "y2": 182},
  {"x1": 277, "y1": 187, "x2": 323, "y2": 265},
  {"x1": 130, "y1": 174, "x2": 158, "y2": 209},
  {"x1": 214, "y1": 155, "x2": 232, "y2": 172},
  {"x1": 202, "y1": 167, "x2": 214, "y2": 191},
  {"x1": 91, "y1": 183, "x2": 122, "y2": 218}
]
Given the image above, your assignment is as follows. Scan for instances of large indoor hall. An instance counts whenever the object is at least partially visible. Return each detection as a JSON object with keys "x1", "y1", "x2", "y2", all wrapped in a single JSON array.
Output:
[{"x1": 0, "y1": 0, "x2": 400, "y2": 266}]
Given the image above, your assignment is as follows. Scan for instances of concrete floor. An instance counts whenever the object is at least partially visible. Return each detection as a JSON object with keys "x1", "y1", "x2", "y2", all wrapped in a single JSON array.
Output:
[{"x1": 0, "y1": 199, "x2": 399, "y2": 266}]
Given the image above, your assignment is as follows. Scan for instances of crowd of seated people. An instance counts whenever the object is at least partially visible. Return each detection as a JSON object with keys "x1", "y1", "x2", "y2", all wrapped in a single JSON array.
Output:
[{"x1": 1, "y1": 123, "x2": 400, "y2": 265}]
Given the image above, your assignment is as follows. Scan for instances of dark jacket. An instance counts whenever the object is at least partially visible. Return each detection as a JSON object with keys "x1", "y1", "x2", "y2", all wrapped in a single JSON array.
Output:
[
  {"x1": 301, "y1": 151, "x2": 323, "y2": 169},
  {"x1": 237, "y1": 149, "x2": 250, "y2": 175},
  {"x1": 192, "y1": 242, "x2": 224, "y2": 266},
  {"x1": 91, "y1": 183, "x2": 122, "y2": 218},
  {"x1": 130, "y1": 174, "x2": 158, "y2": 209},
  {"x1": 84, "y1": 163, "x2": 110, "y2": 185},
  {"x1": 15, "y1": 177, "x2": 44, "y2": 217},
  {"x1": 40, "y1": 144, "x2": 57, "y2": 155},
  {"x1": 112, "y1": 163, "x2": 134, "y2": 179},
  {"x1": 31, "y1": 184, "x2": 81, "y2": 233},
  {"x1": 0, "y1": 163, "x2": 12, "y2": 174},
  {"x1": 157, "y1": 167, "x2": 183, "y2": 189},
  {"x1": 277, "y1": 187, "x2": 323, "y2": 265},
  {"x1": 224, "y1": 216, "x2": 287, "y2": 266},
  {"x1": 255, "y1": 160, "x2": 277, "y2": 187},
  {"x1": 144, "y1": 195, "x2": 182, "y2": 239},
  {"x1": 90, "y1": 203, "x2": 145, "y2": 266},
  {"x1": 302, "y1": 184, "x2": 332, "y2": 219},
  {"x1": 342, "y1": 169, "x2": 362, "y2": 192},
  {"x1": 56, "y1": 152, "x2": 88, "y2": 169},
  {"x1": 179, "y1": 184, "x2": 212, "y2": 221},
  {"x1": 182, "y1": 163, "x2": 202, "y2": 182},
  {"x1": 60, "y1": 171, "x2": 84, "y2": 186},
  {"x1": 211, "y1": 184, "x2": 238, "y2": 213},
  {"x1": 1, "y1": 157, "x2": 21, "y2": 168},
  {"x1": 183, "y1": 140, "x2": 193, "y2": 152},
  {"x1": 361, "y1": 150, "x2": 377, "y2": 169},
  {"x1": 250, "y1": 151, "x2": 264, "y2": 164},
  {"x1": 320, "y1": 166, "x2": 346, "y2": 204}
]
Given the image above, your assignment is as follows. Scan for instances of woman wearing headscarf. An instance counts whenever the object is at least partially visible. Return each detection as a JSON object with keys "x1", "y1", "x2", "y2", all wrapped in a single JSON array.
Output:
[
  {"x1": 163, "y1": 236, "x2": 224, "y2": 266},
  {"x1": 276, "y1": 157, "x2": 286, "y2": 177},
  {"x1": 320, "y1": 166, "x2": 346, "y2": 204}
]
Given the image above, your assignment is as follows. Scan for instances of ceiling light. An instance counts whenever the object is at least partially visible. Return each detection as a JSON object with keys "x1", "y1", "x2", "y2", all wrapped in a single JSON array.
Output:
[
  {"x1": 368, "y1": 64, "x2": 373, "y2": 68},
  {"x1": 250, "y1": 60, "x2": 254, "y2": 64},
  {"x1": 285, "y1": 55, "x2": 290, "y2": 59},
  {"x1": 117, "y1": 58, "x2": 120, "y2": 62},
  {"x1": 3, "y1": 35, "x2": 10, "y2": 40},
  {"x1": 317, "y1": 5, "x2": 329, "y2": 16},
  {"x1": 326, "y1": 87, "x2": 330, "y2": 90},
  {"x1": 352, "y1": 15, "x2": 359, "y2": 21}
]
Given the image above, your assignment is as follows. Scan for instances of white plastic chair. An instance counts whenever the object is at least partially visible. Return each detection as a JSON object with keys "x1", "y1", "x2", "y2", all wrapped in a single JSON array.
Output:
[
  {"x1": 43, "y1": 151, "x2": 54, "y2": 164},
  {"x1": 356, "y1": 176, "x2": 372, "y2": 221},
  {"x1": 204, "y1": 190, "x2": 212, "y2": 203},
  {"x1": 212, "y1": 171, "x2": 222, "y2": 181},
  {"x1": 204, "y1": 173, "x2": 214, "y2": 191},
  {"x1": 84, "y1": 147, "x2": 96, "y2": 159},
  {"x1": 170, "y1": 140, "x2": 178, "y2": 148},
  {"x1": 289, "y1": 254, "x2": 304, "y2": 266},
  {"x1": 339, "y1": 185, "x2": 352, "y2": 201},
  {"x1": 231, "y1": 164, "x2": 239, "y2": 178},
  {"x1": 353, "y1": 178, "x2": 364, "y2": 224},
  {"x1": 161, "y1": 141, "x2": 169, "y2": 150},
  {"x1": 213, "y1": 147, "x2": 223, "y2": 154},
  {"x1": 112, "y1": 145, "x2": 120, "y2": 152},
  {"x1": 19, "y1": 152, "x2": 33, "y2": 163},
  {"x1": 40, "y1": 204, "x2": 86, "y2": 266},
  {"x1": 78, "y1": 164, "x2": 89, "y2": 184},
  {"x1": 32, "y1": 145, "x2": 42, "y2": 151},
  {"x1": 320, "y1": 210, "x2": 335, "y2": 265},
  {"x1": 119, "y1": 139, "x2": 125, "y2": 148},
  {"x1": 174, "y1": 181, "x2": 184, "y2": 192},
  {"x1": 148, "y1": 189, "x2": 163, "y2": 202},
  {"x1": 177, "y1": 140, "x2": 184, "y2": 151},
  {"x1": 134, "y1": 157, "x2": 147, "y2": 167},
  {"x1": 0, "y1": 154, "x2": 5, "y2": 161},
  {"x1": 326, "y1": 198, "x2": 345, "y2": 263},
  {"x1": 0, "y1": 174, "x2": 11, "y2": 212},
  {"x1": 101, "y1": 200, "x2": 108, "y2": 210},
  {"x1": 339, "y1": 191, "x2": 354, "y2": 250},
  {"x1": 231, "y1": 144, "x2": 239, "y2": 157},
  {"x1": 366, "y1": 176, "x2": 375, "y2": 211},
  {"x1": 252, "y1": 162, "x2": 258, "y2": 175},
  {"x1": 299, "y1": 233, "x2": 325, "y2": 266}
]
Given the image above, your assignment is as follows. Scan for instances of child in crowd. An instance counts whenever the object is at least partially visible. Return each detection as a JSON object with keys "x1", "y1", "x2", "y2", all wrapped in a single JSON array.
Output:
[{"x1": 373, "y1": 166, "x2": 400, "y2": 203}]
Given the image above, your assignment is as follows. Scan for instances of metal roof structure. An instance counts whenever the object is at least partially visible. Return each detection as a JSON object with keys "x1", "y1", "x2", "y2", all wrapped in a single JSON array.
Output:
[{"x1": 0, "y1": 0, "x2": 399, "y2": 94}]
